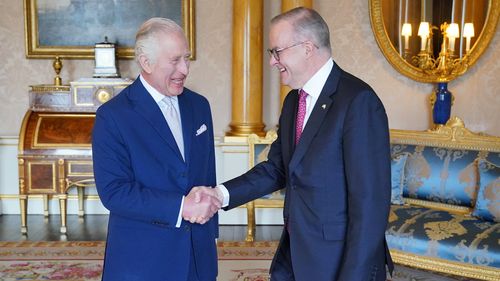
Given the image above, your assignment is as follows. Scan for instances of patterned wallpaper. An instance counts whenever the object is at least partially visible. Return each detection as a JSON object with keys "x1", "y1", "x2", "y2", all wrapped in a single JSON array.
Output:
[{"x1": 0, "y1": 0, "x2": 498, "y2": 137}]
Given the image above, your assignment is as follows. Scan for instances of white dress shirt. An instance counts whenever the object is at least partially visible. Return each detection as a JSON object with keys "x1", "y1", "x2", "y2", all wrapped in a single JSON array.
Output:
[
  {"x1": 140, "y1": 75, "x2": 181, "y2": 116},
  {"x1": 300, "y1": 58, "x2": 334, "y2": 129}
]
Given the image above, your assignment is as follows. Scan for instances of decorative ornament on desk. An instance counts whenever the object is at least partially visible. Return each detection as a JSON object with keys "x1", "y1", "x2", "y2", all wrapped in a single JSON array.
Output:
[
  {"x1": 93, "y1": 36, "x2": 120, "y2": 78},
  {"x1": 30, "y1": 56, "x2": 70, "y2": 92},
  {"x1": 53, "y1": 56, "x2": 63, "y2": 86}
]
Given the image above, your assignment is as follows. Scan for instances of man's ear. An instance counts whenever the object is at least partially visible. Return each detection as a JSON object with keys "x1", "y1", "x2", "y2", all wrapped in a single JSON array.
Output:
[
  {"x1": 138, "y1": 54, "x2": 153, "y2": 74},
  {"x1": 304, "y1": 41, "x2": 315, "y2": 58}
]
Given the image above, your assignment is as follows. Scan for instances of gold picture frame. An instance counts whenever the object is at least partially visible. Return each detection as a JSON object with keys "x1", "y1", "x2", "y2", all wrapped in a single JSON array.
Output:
[
  {"x1": 24, "y1": 0, "x2": 195, "y2": 59},
  {"x1": 369, "y1": 0, "x2": 499, "y2": 83}
]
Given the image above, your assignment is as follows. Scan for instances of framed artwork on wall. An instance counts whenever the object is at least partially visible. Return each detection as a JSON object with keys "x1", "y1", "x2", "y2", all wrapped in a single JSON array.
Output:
[{"x1": 24, "y1": 0, "x2": 195, "y2": 59}]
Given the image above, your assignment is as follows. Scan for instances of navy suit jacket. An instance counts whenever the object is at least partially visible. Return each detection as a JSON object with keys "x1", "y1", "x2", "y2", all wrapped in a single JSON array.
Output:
[
  {"x1": 224, "y1": 63, "x2": 392, "y2": 281},
  {"x1": 92, "y1": 78, "x2": 218, "y2": 281}
]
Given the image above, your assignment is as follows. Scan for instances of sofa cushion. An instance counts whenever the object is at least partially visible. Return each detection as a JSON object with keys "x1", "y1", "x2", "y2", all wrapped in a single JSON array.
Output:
[
  {"x1": 472, "y1": 159, "x2": 500, "y2": 222},
  {"x1": 386, "y1": 205, "x2": 500, "y2": 268},
  {"x1": 390, "y1": 144, "x2": 479, "y2": 207},
  {"x1": 391, "y1": 153, "x2": 408, "y2": 205}
]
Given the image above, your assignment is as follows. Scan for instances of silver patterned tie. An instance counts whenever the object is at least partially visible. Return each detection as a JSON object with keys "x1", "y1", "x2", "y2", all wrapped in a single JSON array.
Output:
[{"x1": 159, "y1": 96, "x2": 184, "y2": 159}]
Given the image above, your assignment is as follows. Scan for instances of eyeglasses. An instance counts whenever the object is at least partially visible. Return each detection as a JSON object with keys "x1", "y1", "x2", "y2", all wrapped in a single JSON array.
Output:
[{"x1": 267, "y1": 41, "x2": 306, "y2": 61}]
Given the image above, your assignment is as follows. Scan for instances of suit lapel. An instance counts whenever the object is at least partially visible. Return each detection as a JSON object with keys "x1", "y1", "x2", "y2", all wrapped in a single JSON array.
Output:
[
  {"x1": 288, "y1": 64, "x2": 341, "y2": 173},
  {"x1": 281, "y1": 90, "x2": 299, "y2": 167},
  {"x1": 128, "y1": 79, "x2": 184, "y2": 161},
  {"x1": 178, "y1": 93, "x2": 192, "y2": 165}
]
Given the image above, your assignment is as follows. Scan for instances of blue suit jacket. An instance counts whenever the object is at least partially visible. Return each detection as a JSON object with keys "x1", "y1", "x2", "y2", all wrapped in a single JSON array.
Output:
[
  {"x1": 224, "y1": 63, "x2": 392, "y2": 281},
  {"x1": 92, "y1": 78, "x2": 218, "y2": 281}
]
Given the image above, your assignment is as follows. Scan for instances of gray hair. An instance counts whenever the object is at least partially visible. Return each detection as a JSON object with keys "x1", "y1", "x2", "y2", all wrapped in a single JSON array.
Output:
[
  {"x1": 271, "y1": 7, "x2": 331, "y2": 52},
  {"x1": 135, "y1": 17, "x2": 185, "y2": 67}
]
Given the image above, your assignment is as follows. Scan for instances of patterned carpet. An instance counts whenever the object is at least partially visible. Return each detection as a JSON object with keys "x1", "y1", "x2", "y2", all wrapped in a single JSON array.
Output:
[{"x1": 0, "y1": 241, "x2": 468, "y2": 280}]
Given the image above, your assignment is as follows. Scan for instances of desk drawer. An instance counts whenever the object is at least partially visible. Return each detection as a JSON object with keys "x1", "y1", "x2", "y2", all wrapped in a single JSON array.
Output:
[{"x1": 67, "y1": 161, "x2": 93, "y2": 177}]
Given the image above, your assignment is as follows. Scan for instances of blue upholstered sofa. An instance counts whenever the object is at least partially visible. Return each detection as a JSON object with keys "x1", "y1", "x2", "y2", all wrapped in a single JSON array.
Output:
[{"x1": 387, "y1": 117, "x2": 500, "y2": 280}]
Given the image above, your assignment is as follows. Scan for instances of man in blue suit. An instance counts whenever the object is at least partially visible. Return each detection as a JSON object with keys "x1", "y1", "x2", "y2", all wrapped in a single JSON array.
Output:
[
  {"x1": 193, "y1": 7, "x2": 393, "y2": 281},
  {"x1": 92, "y1": 18, "x2": 220, "y2": 281}
]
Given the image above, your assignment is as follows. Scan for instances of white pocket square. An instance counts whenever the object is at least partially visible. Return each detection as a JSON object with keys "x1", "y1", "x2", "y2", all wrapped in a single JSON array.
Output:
[{"x1": 196, "y1": 124, "x2": 207, "y2": 136}]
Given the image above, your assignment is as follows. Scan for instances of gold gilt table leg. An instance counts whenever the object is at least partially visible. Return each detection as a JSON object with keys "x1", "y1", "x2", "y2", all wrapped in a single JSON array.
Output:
[
  {"x1": 77, "y1": 186, "x2": 85, "y2": 217},
  {"x1": 57, "y1": 159, "x2": 67, "y2": 234},
  {"x1": 43, "y1": 194, "x2": 49, "y2": 217},
  {"x1": 67, "y1": 178, "x2": 95, "y2": 218},
  {"x1": 58, "y1": 194, "x2": 68, "y2": 234},
  {"x1": 18, "y1": 159, "x2": 28, "y2": 234},
  {"x1": 245, "y1": 201, "x2": 256, "y2": 242},
  {"x1": 19, "y1": 194, "x2": 28, "y2": 234}
]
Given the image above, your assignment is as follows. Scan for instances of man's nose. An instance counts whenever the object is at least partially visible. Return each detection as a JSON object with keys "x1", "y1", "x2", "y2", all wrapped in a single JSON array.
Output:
[
  {"x1": 269, "y1": 55, "x2": 278, "y2": 67},
  {"x1": 178, "y1": 60, "x2": 189, "y2": 74}
]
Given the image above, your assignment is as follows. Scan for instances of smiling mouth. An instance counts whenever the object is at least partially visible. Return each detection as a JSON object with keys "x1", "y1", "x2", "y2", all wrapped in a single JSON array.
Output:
[{"x1": 172, "y1": 78, "x2": 184, "y2": 85}]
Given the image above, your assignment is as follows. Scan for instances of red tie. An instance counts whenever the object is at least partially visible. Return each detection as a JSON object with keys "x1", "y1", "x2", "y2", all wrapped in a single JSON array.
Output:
[{"x1": 295, "y1": 89, "x2": 308, "y2": 145}]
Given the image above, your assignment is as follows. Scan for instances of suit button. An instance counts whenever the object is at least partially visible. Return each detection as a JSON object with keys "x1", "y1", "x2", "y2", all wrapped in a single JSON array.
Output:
[
  {"x1": 184, "y1": 225, "x2": 190, "y2": 232},
  {"x1": 180, "y1": 172, "x2": 186, "y2": 177}
]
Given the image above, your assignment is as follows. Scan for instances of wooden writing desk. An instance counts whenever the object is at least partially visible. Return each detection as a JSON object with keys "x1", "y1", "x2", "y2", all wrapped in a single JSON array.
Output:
[{"x1": 18, "y1": 79, "x2": 130, "y2": 234}]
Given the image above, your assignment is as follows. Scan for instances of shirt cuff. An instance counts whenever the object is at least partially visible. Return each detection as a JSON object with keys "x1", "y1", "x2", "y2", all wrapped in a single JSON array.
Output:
[
  {"x1": 217, "y1": 184, "x2": 230, "y2": 207},
  {"x1": 176, "y1": 196, "x2": 185, "y2": 228}
]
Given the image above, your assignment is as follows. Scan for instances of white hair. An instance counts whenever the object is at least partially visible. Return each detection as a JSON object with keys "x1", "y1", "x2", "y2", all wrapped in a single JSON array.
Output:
[
  {"x1": 272, "y1": 7, "x2": 331, "y2": 53},
  {"x1": 134, "y1": 18, "x2": 185, "y2": 68}
]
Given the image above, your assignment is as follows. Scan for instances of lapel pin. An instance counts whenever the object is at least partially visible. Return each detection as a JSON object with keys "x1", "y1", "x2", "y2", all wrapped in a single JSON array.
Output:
[{"x1": 322, "y1": 104, "x2": 326, "y2": 109}]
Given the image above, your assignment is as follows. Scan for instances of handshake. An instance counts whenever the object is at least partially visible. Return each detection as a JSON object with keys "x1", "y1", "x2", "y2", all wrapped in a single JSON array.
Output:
[{"x1": 181, "y1": 186, "x2": 223, "y2": 224}]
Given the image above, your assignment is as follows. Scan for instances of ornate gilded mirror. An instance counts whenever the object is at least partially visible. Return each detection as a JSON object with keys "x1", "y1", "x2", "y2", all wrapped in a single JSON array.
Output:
[{"x1": 370, "y1": 0, "x2": 499, "y2": 83}]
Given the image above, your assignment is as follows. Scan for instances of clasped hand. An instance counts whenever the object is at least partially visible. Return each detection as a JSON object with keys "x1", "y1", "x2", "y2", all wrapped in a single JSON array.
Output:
[{"x1": 182, "y1": 186, "x2": 222, "y2": 224}]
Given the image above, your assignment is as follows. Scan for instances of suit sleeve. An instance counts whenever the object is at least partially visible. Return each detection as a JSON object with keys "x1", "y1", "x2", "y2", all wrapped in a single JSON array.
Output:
[
  {"x1": 337, "y1": 90, "x2": 391, "y2": 280},
  {"x1": 223, "y1": 112, "x2": 288, "y2": 209},
  {"x1": 92, "y1": 107, "x2": 183, "y2": 226}
]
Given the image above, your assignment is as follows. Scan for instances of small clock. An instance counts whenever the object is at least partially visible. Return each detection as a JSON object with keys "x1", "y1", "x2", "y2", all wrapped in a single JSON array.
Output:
[{"x1": 93, "y1": 37, "x2": 120, "y2": 78}]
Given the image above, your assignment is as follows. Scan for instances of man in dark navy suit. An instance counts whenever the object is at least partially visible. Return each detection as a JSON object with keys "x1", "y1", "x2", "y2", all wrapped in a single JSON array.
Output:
[
  {"x1": 92, "y1": 18, "x2": 220, "y2": 281},
  {"x1": 193, "y1": 7, "x2": 393, "y2": 281}
]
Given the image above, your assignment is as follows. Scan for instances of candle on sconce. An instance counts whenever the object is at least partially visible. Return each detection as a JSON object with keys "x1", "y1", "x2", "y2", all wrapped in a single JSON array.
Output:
[
  {"x1": 451, "y1": 0, "x2": 456, "y2": 23},
  {"x1": 418, "y1": 22, "x2": 430, "y2": 50},
  {"x1": 463, "y1": 23, "x2": 475, "y2": 52},
  {"x1": 401, "y1": 23, "x2": 412, "y2": 50},
  {"x1": 422, "y1": 0, "x2": 426, "y2": 22},
  {"x1": 447, "y1": 23, "x2": 459, "y2": 52},
  {"x1": 404, "y1": 0, "x2": 409, "y2": 22}
]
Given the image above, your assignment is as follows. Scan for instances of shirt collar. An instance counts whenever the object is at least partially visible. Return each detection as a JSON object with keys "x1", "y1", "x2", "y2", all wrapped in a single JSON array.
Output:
[
  {"x1": 139, "y1": 75, "x2": 178, "y2": 104},
  {"x1": 301, "y1": 58, "x2": 334, "y2": 99}
]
